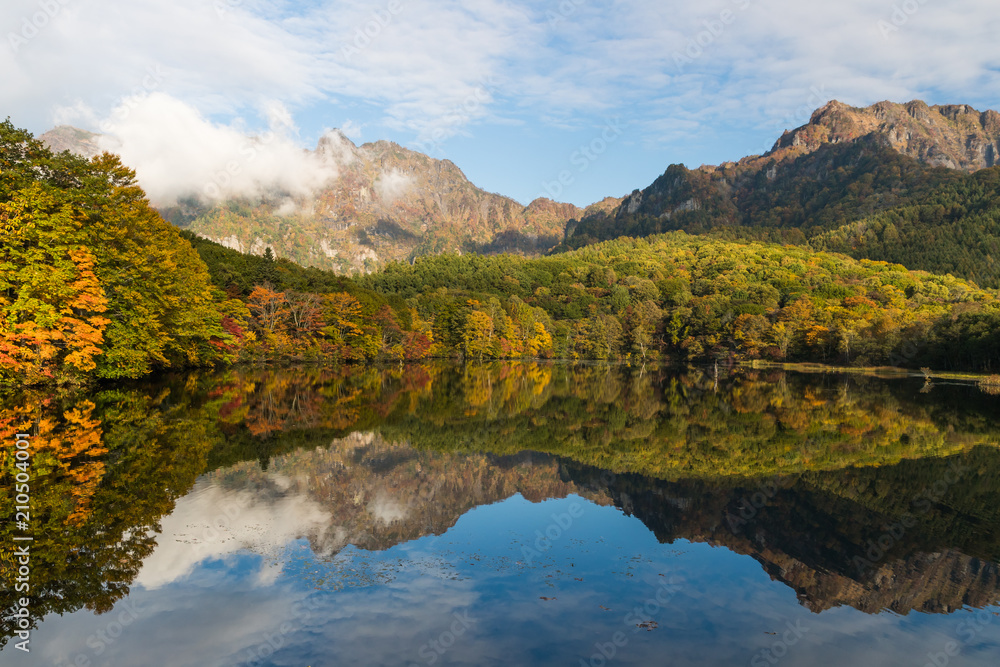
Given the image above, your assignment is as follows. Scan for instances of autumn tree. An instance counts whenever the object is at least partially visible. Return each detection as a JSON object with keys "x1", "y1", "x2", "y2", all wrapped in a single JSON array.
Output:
[
  {"x1": 0, "y1": 184, "x2": 110, "y2": 384},
  {"x1": 247, "y1": 285, "x2": 289, "y2": 339},
  {"x1": 0, "y1": 123, "x2": 240, "y2": 383},
  {"x1": 463, "y1": 309, "x2": 496, "y2": 361}
]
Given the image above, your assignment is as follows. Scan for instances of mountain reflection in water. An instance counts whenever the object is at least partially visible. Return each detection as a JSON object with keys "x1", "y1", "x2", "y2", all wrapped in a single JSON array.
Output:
[{"x1": 2, "y1": 363, "x2": 999, "y2": 666}]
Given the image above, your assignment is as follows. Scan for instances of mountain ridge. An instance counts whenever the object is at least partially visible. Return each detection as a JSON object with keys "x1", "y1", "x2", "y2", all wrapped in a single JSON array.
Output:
[
  {"x1": 773, "y1": 99, "x2": 1000, "y2": 171},
  {"x1": 561, "y1": 99, "x2": 1000, "y2": 286},
  {"x1": 39, "y1": 125, "x2": 585, "y2": 273}
]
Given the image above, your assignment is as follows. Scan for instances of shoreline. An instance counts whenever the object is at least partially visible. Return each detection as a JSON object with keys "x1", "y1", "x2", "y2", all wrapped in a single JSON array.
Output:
[{"x1": 738, "y1": 360, "x2": 998, "y2": 384}]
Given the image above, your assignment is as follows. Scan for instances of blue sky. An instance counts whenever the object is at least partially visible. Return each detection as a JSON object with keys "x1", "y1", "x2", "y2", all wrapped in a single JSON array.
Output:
[{"x1": 3, "y1": 0, "x2": 999, "y2": 206}]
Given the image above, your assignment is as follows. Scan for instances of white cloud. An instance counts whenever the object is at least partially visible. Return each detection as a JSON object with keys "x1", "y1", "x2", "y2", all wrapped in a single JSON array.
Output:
[
  {"x1": 51, "y1": 100, "x2": 99, "y2": 128},
  {"x1": 340, "y1": 119, "x2": 363, "y2": 140},
  {"x1": 1, "y1": 0, "x2": 538, "y2": 141},
  {"x1": 2, "y1": 0, "x2": 323, "y2": 128},
  {"x1": 596, "y1": 0, "x2": 1000, "y2": 141},
  {"x1": 261, "y1": 99, "x2": 296, "y2": 134},
  {"x1": 373, "y1": 168, "x2": 414, "y2": 204},
  {"x1": 367, "y1": 493, "x2": 409, "y2": 525},
  {"x1": 96, "y1": 93, "x2": 338, "y2": 206},
  {"x1": 134, "y1": 478, "x2": 333, "y2": 590}
]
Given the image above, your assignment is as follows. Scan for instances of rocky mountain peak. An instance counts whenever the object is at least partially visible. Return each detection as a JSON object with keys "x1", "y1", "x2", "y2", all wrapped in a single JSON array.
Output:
[
  {"x1": 772, "y1": 99, "x2": 1000, "y2": 171},
  {"x1": 38, "y1": 124, "x2": 581, "y2": 272},
  {"x1": 809, "y1": 98, "x2": 852, "y2": 124}
]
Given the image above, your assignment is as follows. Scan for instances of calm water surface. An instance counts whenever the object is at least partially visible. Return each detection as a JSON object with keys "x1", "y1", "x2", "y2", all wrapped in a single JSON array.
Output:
[{"x1": 2, "y1": 363, "x2": 1000, "y2": 666}]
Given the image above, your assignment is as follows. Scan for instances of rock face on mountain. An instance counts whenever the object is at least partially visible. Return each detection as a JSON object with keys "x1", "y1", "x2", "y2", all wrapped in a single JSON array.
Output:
[
  {"x1": 39, "y1": 126, "x2": 580, "y2": 273},
  {"x1": 573, "y1": 100, "x2": 1000, "y2": 236},
  {"x1": 211, "y1": 432, "x2": 610, "y2": 556},
  {"x1": 193, "y1": 133, "x2": 585, "y2": 272},
  {"x1": 771, "y1": 100, "x2": 1000, "y2": 171}
]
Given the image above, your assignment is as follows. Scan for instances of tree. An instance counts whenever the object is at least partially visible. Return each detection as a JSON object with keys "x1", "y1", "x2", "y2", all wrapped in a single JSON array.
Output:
[
  {"x1": 287, "y1": 292, "x2": 324, "y2": 337},
  {"x1": 0, "y1": 185, "x2": 110, "y2": 384},
  {"x1": 323, "y1": 293, "x2": 364, "y2": 343},
  {"x1": 247, "y1": 285, "x2": 288, "y2": 345},
  {"x1": 732, "y1": 314, "x2": 770, "y2": 359},
  {"x1": 83, "y1": 155, "x2": 232, "y2": 377},
  {"x1": 463, "y1": 310, "x2": 496, "y2": 361},
  {"x1": 770, "y1": 322, "x2": 792, "y2": 359},
  {"x1": 1, "y1": 124, "x2": 236, "y2": 383},
  {"x1": 625, "y1": 300, "x2": 663, "y2": 360}
]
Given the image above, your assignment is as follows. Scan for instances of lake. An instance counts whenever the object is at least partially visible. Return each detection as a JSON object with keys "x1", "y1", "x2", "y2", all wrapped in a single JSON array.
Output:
[{"x1": 2, "y1": 362, "x2": 999, "y2": 666}]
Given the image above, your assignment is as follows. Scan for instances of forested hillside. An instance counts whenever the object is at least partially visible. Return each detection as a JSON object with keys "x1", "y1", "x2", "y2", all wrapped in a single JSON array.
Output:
[
  {"x1": 362, "y1": 234, "x2": 1000, "y2": 371},
  {"x1": 812, "y1": 167, "x2": 1000, "y2": 287}
]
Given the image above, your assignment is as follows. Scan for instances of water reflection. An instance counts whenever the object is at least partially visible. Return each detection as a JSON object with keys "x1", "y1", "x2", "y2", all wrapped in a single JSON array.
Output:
[{"x1": 2, "y1": 363, "x2": 999, "y2": 665}]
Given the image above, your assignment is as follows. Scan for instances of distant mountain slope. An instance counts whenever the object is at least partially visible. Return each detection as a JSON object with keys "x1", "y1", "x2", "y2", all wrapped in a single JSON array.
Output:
[
  {"x1": 38, "y1": 125, "x2": 102, "y2": 157},
  {"x1": 40, "y1": 127, "x2": 582, "y2": 273},
  {"x1": 562, "y1": 100, "x2": 1000, "y2": 286},
  {"x1": 190, "y1": 132, "x2": 585, "y2": 272}
]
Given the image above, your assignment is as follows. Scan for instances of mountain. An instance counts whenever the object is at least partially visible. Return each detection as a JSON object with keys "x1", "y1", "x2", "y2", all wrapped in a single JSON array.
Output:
[
  {"x1": 40, "y1": 100, "x2": 1000, "y2": 283},
  {"x1": 210, "y1": 431, "x2": 610, "y2": 556},
  {"x1": 562, "y1": 100, "x2": 1000, "y2": 287},
  {"x1": 40, "y1": 126, "x2": 581, "y2": 273},
  {"x1": 772, "y1": 100, "x2": 1000, "y2": 171},
  {"x1": 187, "y1": 133, "x2": 587, "y2": 272},
  {"x1": 38, "y1": 125, "x2": 102, "y2": 157}
]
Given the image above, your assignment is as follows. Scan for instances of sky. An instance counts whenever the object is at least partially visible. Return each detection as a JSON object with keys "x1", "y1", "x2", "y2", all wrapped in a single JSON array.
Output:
[{"x1": 2, "y1": 0, "x2": 999, "y2": 207}]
